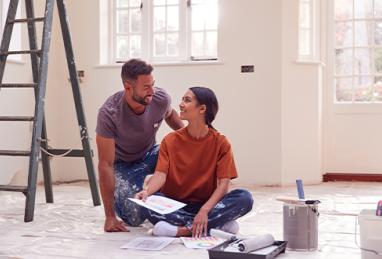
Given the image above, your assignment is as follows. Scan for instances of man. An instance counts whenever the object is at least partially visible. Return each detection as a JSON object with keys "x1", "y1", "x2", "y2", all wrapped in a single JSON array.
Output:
[{"x1": 96, "y1": 59, "x2": 184, "y2": 232}]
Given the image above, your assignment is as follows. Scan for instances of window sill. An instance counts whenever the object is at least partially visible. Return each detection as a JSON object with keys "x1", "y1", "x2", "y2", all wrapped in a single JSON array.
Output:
[
  {"x1": 294, "y1": 59, "x2": 326, "y2": 66},
  {"x1": 333, "y1": 103, "x2": 382, "y2": 114},
  {"x1": 94, "y1": 60, "x2": 223, "y2": 69}
]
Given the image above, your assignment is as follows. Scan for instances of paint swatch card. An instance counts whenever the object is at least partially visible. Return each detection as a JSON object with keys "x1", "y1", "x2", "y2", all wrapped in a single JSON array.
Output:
[
  {"x1": 180, "y1": 236, "x2": 226, "y2": 249},
  {"x1": 121, "y1": 237, "x2": 175, "y2": 251},
  {"x1": 129, "y1": 195, "x2": 186, "y2": 214}
]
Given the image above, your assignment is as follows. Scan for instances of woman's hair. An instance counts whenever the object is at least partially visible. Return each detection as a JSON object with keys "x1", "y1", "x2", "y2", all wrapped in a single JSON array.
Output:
[{"x1": 189, "y1": 86, "x2": 219, "y2": 129}]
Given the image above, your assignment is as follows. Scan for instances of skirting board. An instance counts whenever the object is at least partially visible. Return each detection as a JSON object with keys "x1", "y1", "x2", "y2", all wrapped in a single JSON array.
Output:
[{"x1": 323, "y1": 173, "x2": 382, "y2": 182}]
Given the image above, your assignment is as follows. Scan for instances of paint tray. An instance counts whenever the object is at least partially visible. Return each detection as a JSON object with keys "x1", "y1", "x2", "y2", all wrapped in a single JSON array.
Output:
[{"x1": 208, "y1": 240, "x2": 287, "y2": 259}]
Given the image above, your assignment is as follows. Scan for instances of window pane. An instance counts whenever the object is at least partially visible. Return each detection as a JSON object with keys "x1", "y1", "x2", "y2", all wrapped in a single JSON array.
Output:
[
  {"x1": 354, "y1": 48, "x2": 372, "y2": 74},
  {"x1": 167, "y1": 33, "x2": 179, "y2": 56},
  {"x1": 354, "y1": 0, "x2": 372, "y2": 18},
  {"x1": 130, "y1": 35, "x2": 141, "y2": 57},
  {"x1": 205, "y1": 31, "x2": 217, "y2": 56},
  {"x1": 154, "y1": 0, "x2": 165, "y2": 5},
  {"x1": 373, "y1": 76, "x2": 382, "y2": 101},
  {"x1": 117, "y1": 10, "x2": 129, "y2": 34},
  {"x1": 130, "y1": 8, "x2": 141, "y2": 33},
  {"x1": 167, "y1": 5, "x2": 179, "y2": 31},
  {"x1": 299, "y1": 2, "x2": 310, "y2": 28},
  {"x1": 354, "y1": 21, "x2": 372, "y2": 46},
  {"x1": 154, "y1": 7, "x2": 166, "y2": 32},
  {"x1": 116, "y1": 36, "x2": 129, "y2": 60},
  {"x1": 129, "y1": 0, "x2": 141, "y2": 7},
  {"x1": 376, "y1": 0, "x2": 382, "y2": 17},
  {"x1": 375, "y1": 20, "x2": 382, "y2": 45},
  {"x1": 336, "y1": 77, "x2": 353, "y2": 102},
  {"x1": 154, "y1": 34, "x2": 166, "y2": 56},
  {"x1": 335, "y1": 0, "x2": 353, "y2": 20},
  {"x1": 167, "y1": 0, "x2": 179, "y2": 4},
  {"x1": 299, "y1": 29, "x2": 310, "y2": 56},
  {"x1": 192, "y1": 5, "x2": 205, "y2": 30},
  {"x1": 335, "y1": 49, "x2": 353, "y2": 76},
  {"x1": 335, "y1": 22, "x2": 353, "y2": 47},
  {"x1": 374, "y1": 48, "x2": 382, "y2": 73},
  {"x1": 205, "y1": 3, "x2": 218, "y2": 30},
  {"x1": 117, "y1": 0, "x2": 129, "y2": 8},
  {"x1": 354, "y1": 76, "x2": 373, "y2": 102},
  {"x1": 192, "y1": 32, "x2": 204, "y2": 56}
]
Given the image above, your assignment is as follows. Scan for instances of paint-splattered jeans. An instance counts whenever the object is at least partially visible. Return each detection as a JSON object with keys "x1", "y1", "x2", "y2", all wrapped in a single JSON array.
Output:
[
  {"x1": 114, "y1": 144, "x2": 159, "y2": 226},
  {"x1": 143, "y1": 189, "x2": 254, "y2": 231}
]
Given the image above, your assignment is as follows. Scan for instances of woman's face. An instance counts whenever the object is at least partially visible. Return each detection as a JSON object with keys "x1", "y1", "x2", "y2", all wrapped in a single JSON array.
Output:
[{"x1": 179, "y1": 90, "x2": 205, "y2": 121}]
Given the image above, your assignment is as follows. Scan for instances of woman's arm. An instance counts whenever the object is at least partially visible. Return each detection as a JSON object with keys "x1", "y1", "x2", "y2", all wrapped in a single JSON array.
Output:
[
  {"x1": 135, "y1": 171, "x2": 167, "y2": 201},
  {"x1": 192, "y1": 178, "x2": 230, "y2": 237}
]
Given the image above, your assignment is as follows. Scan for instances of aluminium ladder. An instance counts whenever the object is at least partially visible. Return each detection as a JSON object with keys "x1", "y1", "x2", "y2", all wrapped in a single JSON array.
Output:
[{"x1": 0, "y1": 0, "x2": 100, "y2": 222}]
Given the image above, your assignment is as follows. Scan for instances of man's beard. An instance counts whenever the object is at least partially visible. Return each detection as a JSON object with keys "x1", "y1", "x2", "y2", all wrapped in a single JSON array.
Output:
[{"x1": 132, "y1": 92, "x2": 151, "y2": 105}]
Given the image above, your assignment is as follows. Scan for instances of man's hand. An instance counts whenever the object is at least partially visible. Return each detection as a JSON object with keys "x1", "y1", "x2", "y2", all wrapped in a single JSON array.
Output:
[
  {"x1": 135, "y1": 190, "x2": 148, "y2": 201},
  {"x1": 104, "y1": 216, "x2": 129, "y2": 232},
  {"x1": 192, "y1": 208, "x2": 209, "y2": 238}
]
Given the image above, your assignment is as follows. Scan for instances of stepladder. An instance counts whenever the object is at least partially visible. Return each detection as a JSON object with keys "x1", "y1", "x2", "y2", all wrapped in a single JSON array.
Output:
[{"x1": 0, "y1": 0, "x2": 101, "y2": 222}]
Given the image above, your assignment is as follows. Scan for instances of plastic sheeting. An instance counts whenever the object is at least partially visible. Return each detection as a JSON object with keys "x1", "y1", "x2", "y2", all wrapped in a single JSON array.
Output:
[{"x1": 0, "y1": 182, "x2": 380, "y2": 258}]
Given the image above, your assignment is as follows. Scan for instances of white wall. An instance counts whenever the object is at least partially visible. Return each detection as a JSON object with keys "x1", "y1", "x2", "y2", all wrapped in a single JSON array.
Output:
[
  {"x1": 7, "y1": 0, "x2": 361, "y2": 187},
  {"x1": 45, "y1": 0, "x2": 284, "y2": 185},
  {"x1": 281, "y1": 0, "x2": 323, "y2": 185}
]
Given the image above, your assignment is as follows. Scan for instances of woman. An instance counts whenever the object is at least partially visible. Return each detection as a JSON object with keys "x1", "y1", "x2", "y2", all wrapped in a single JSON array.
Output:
[{"x1": 135, "y1": 87, "x2": 253, "y2": 237}]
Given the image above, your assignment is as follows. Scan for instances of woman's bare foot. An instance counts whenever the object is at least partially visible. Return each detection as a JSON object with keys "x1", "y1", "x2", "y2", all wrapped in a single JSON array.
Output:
[{"x1": 176, "y1": 226, "x2": 192, "y2": 237}]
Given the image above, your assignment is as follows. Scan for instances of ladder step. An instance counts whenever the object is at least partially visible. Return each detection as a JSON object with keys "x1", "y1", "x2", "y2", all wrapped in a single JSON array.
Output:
[
  {"x1": 0, "y1": 150, "x2": 31, "y2": 156},
  {"x1": 8, "y1": 17, "x2": 45, "y2": 24},
  {"x1": 0, "y1": 185, "x2": 27, "y2": 193},
  {"x1": 46, "y1": 149, "x2": 86, "y2": 157},
  {"x1": 0, "y1": 83, "x2": 37, "y2": 88},
  {"x1": 0, "y1": 50, "x2": 41, "y2": 56},
  {"x1": 0, "y1": 116, "x2": 34, "y2": 121}
]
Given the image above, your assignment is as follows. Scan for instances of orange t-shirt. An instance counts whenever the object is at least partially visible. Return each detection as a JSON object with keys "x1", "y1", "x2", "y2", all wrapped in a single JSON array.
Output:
[{"x1": 155, "y1": 127, "x2": 238, "y2": 203}]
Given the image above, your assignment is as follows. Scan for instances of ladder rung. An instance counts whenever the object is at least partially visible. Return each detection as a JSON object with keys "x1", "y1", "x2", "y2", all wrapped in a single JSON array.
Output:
[
  {"x1": 0, "y1": 50, "x2": 41, "y2": 56},
  {"x1": 46, "y1": 149, "x2": 85, "y2": 157},
  {"x1": 0, "y1": 116, "x2": 34, "y2": 121},
  {"x1": 0, "y1": 150, "x2": 31, "y2": 156},
  {"x1": 8, "y1": 17, "x2": 45, "y2": 24},
  {"x1": 0, "y1": 185, "x2": 27, "y2": 193},
  {"x1": 0, "y1": 83, "x2": 37, "y2": 88}
]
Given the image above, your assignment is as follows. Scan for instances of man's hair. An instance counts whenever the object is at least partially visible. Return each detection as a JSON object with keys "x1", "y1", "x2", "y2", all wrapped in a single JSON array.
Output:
[
  {"x1": 189, "y1": 86, "x2": 219, "y2": 129},
  {"x1": 121, "y1": 59, "x2": 153, "y2": 83}
]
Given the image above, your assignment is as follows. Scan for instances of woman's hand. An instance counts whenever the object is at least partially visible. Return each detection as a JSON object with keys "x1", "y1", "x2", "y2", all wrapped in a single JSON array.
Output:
[
  {"x1": 192, "y1": 208, "x2": 209, "y2": 238},
  {"x1": 135, "y1": 189, "x2": 148, "y2": 201}
]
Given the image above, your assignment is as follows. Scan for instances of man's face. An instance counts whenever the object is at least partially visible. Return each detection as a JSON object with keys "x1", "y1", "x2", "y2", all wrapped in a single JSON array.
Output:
[{"x1": 125, "y1": 74, "x2": 155, "y2": 105}]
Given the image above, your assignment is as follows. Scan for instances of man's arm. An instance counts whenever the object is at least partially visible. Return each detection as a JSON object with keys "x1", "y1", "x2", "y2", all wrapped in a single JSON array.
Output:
[
  {"x1": 165, "y1": 108, "x2": 184, "y2": 130},
  {"x1": 96, "y1": 135, "x2": 128, "y2": 232}
]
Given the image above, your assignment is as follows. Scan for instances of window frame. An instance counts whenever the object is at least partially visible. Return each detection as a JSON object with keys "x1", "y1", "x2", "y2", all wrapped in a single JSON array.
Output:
[
  {"x1": 329, "y1": 0, "x2": 382, "y2": 104},
  {"x1": 106, "y1": 0, "x2": 219, "y2": 64},
  {"x1": 298, "y1": 0, "x2": 320, "y2": 62}
]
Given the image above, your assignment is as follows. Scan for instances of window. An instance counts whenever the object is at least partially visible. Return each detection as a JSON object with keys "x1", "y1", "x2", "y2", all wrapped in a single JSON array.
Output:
[
  {"x1": 101, "y1": 0, "x2": 218, "y2": 64},
  {"x1": 298, "y1": 0, "x2": 320, "y2": 60},
  {"x1": 334, "y1": 0, "x2": 382, "y2": 103},
  {"x1": 0, "y1": 0, "x2": 22, "y2": 62}
]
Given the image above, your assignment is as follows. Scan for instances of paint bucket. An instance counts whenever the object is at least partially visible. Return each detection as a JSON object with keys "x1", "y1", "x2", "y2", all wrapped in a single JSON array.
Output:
[
  {"x1": 283, "y1": 203, "x2": 319, "y2": 251},
  {"x1": 358, "y1": 209, "x2": 382, "y2": 259}
]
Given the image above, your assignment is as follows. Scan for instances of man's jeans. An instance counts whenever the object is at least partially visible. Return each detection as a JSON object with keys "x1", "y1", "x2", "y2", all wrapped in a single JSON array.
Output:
[{"x1": 114, "y1": 144, "x2": 159, "y2": 226}]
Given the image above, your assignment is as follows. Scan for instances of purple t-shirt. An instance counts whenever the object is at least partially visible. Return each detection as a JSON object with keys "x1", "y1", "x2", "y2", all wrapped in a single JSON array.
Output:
[{"x1": 96, "y1": 87, "x2": 172, "y2": 162}]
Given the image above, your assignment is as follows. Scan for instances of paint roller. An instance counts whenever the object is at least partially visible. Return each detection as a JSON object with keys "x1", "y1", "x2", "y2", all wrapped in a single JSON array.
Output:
[
  {"x1": 237, "y1": 234, "x2": 275, "y2": 253},
  {"x1": 210, "y1": 229, "x2": 275, "y2": 253}
]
